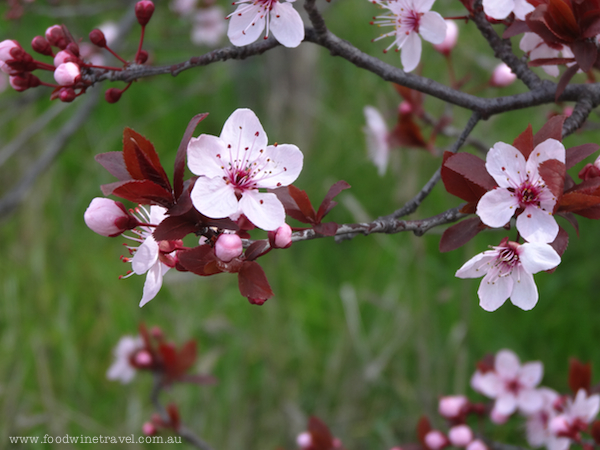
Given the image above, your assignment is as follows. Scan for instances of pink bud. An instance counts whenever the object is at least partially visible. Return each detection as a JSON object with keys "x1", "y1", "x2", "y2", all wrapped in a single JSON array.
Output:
[
  {"x1": 54, "y1": 62, "x2": 80, "y2": 86},
  {"x1": 134, "y1": 350, "x2": 153, "y2": 367},
  {"x1": 53, "y1": 50, "x2": 77, "y2": 67},
  {"x1": 466, "y1": 440, "x2": 488, "y2": 450},
  {"x1": 549, "y1": 416, "x2": 570, "y2": 435},
  {"x1": 66, "y1": 42, "x2": 80, "y2": 56},
  {"x1": 268, "y1": 223, "x2": 292, "y2": 249},
  {"x1": 424, "y1": 430, "x2": 448, "y2": 450},
  {"x1": 215, "y1": 233, "x2": 243, "y2": 262},
  {"x1": 136, "y1": 49, "x2": 149, "y2": 64},
  {"x1": 448, "y1": 425, "x2": 473, "y2": 447},
  {"x1": 247, "y1": 297, "x2": 267, "y2": 306},
  {"x1": 135, "y1": 1, "x2": 155, "y2": 26},
  {"x1": 31, "y1": 36, "x2": 52, "y2": 56},
  {"x1": 490, "y1": 63, "x2": 517, "y2": 87},
  {"x1": 0, "y1": 40, "x2": 21, "y2": 62},
  {"x1": 105, "y1": 87, "x2": 123, "y2": 104},
  {"x1": 9, "y1": 73, "x2": 40, "y2": 91},
  {"x1": 45, "y1": 25, "x2": 68, "y2": 49},
  {"x1": 84, "y1": 198, "x2": 137, "y2": 237},
  {"x1": 89, "y1": 29, "x2": 107, "y2": 48},
  {"x1": 563, "y1": 106, "x2": 574, "y2": 117},
  {"x1": 489, "y1": 408, "x2": 509, "y2": 424},
  {"x1": 296, "y1": 432, "x2": 312, "y2": 448},
  {"x1": 433, "y1": 20, "x2": 458, "y2": 56},
  {"x1": 142, "y1": 422, "x2": 157, "y2": 436},
  {"x1": 399, "y1": 101, "x2": 413, "y2": 114},
  {"x1": 439, "y1": 395, "x2": 468, "y2": 418},
  {"x1": 150, "y1": 326, "x2": 164, "y2": 340},
  {"x1": 58, "y1": 87, "x2": 76, "y2": 102}
]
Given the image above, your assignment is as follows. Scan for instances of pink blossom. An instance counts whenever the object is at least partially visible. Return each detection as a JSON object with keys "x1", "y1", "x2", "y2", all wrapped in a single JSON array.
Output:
[
  {"x1": 448, "y1": 425, "x2": 473, "y2": 447},
  {"x1": 215, "y1": 233, "x2": 243, "y2": 262},
  {"x1": 456, "y1": 239, "x2": 560, "y2": 311},
  {"x1": 424, "y1": 430, "x2": 448, "y2": 450},
  {"x1": 483, "y1": 0, "x2": 534, "y2": 20},
  {"x1": 296, "y1": 432, "x2": 312, "y2": 448},
  {"x1": 519, "y1": 33, "x2": 574, "y2": 78},
  {"x1": 0, "y1": 40, "x2": 21, "y2": 63},
  {"x1": 438, "y1": 395, "x2": 469, "y2": 418},
  {"x1": 476, "y1": 138, "x2": 565, "y2": 244},
  {"x1": 466, "y1": 440, "x2": 488, "y2": 450},
  {"x1": 371, "y1": 0, "x2": 447, "y2": 72},
  {"x1": 363, "y1": 105, "x2": 390, "y2": 176},
  {"x1": 227, "y1": 0, "x2": 304, "y2": 48},
  {"x1": 192, "y1": 6, "x2": 228, "y2": 47},
  {"x1": 142, "y1": 422, "x2": 157, "y2": 436},
  {"x1": 187, "y1": 108, "x2": 303, "y2": 231},
  {"x1": 433, "y1": 20, "x2": 458, "y2": 55},
  {"x1": 106, "y1": 335, "x2": 144, "y2": 383},
  {"x1": 526, "y1": 388, "x2": 569, "y2": 450},
  {"x1": 171, "y1": 0, "x2": 197, "y2": 15},
  {"x1": 490, "y1": 63, "x2": 517, "y2": 87},
  {"x1": 84, "y1": 197, "x2": 138, "y2": 237},
  {"x1": 54, "y1": 62, "x2": 81, "y2": 86},
  {"x1": 470, "y1": 349, "x2": 544, "y2": 416},
  {"x1": 549, "y1": 389, "x2": 600, "y2": 438}
]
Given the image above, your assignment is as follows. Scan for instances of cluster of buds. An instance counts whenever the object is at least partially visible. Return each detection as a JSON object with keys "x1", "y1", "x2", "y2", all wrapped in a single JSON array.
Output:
[{"x1": 1, "y1": 1, "x2": 155, "y2": 103}]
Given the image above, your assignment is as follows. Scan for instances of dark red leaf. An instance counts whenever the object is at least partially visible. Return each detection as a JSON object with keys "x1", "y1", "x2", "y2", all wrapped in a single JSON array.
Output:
[
  {"x1": 174, "y1": 113, "x2": 209, "y2": 200},
  {"x1": 534, "y1": 115, "x2": 565, "y2": 147},
  {"x1": 557, "y1": 211, "x2": 580, "y2": 235},
  {"x1": 169, "y1": 182, "x2": 195, "y2": 216},
  {"x1": 591, "y1": 420, "x2": 600, "y2": 444},
  {"x1": 548, "y1": 226, "x2": 569, "y2": 268},
  {"x1": 558, "y1": 191, "x2": 600, "y2": 212},
  {"x1": 569, "y1": 358, "x2": 592, "y2": 394},
  {"x1": 528, "y1": 57, "x2": 576, "y2": 66},
  {"x1": 153, "y1": 214, "x2": 199, "y2": 241},
  {"x1": 566, "y1": 143, "x2": 600, "y2": 169},
  {"x1": 441, "y1": 152, "x2": 496, "y2": 202},
  {"x1": 101, "y1": 180, "x2": 174, "y2": 207},
  {"x1": 132, "y1": 143, "x2": 172, "y2": 192},
  {"x1": 439, "y1": 217, "x2": 485, "y2": 252},
  {"x1": 167, "y1": 404, "x2": 181, "y2": 430},
  {"x1": 175, "y1": 340, "x2": 197, "y2": 375},
  {"x1": 177, "y1": 245, "x2": 220, "y2": 276},
  {"x1": 538, "y1": 159, "x2": 566, "y2": 207},
  {"x1": 95, "y1": 152, "x2": 131, "y2": 181},
  {"x1": 390, "y1": 113, "x2": 431, "y2": 151},
  {"x1": 571, "y1": 40, "x2": 598, "y2": 72},
  {"x1": 123, "y1": 128, "x2": 167, "y2": 182},
  {"x1": 503, "y1": 20, "x2": 531, "y2": 38},
  {"x1": 583, "y1": 15, "x2": 600, "y2": 37},
  {"x1": 513, "y1": 124, "x2": 534, "y2": 158},
  {"x1": 313, "y1": 222, "x2": 339, "y2": 236},
  {"x1": 244, "y1": 240, "x2": 271, "y2": 261},
  {"x1": 316, "y1": 180, "x2": 351, "y2": 221},
  {"x1": 159, "y1": 343, "x2": 178, "y2": 374},
  {"x1": 556, "y1": 64, "x2": 580, "y2": 101},
  {"x1": 238, "y1": 261, "x2": 273, "y2": 301},
  {"x1": 307, "y1": 417, "x2": 335, "y2": 450},
  {"x1": 288, "y1": 185, "x2": 317, "y2": 222},
  {"x1": 416, "y1": 416, "x2": 432, "y2": 449}
]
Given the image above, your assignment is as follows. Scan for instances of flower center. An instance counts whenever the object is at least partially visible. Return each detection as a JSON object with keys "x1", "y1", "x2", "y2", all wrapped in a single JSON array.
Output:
[
  {"x1": 505, "y1": 378, "x2": 523, "y2": 395},
  {"x1": 399, "y1": 8, "x2": 422, "y2": 34},
  {"x1": 517, "y1": 181, "x2": 541, "y2": 207}
]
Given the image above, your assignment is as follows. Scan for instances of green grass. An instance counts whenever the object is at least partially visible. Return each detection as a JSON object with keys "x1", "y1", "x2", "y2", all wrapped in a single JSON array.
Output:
[{"x1": 1, "y1": 1, "x2": 600, "y2": 449}]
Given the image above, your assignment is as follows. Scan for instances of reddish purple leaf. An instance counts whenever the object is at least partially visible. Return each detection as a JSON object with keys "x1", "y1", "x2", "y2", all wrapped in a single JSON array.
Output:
[
  {"x1": 177, "y1": 245, "x2": 220, "y2": 276},
  {"x1": 288, "y1": 185, "x2": 317, "y2": 222},
  {"x1": 557, "y1": 211, "x2": 579, "y2": 236},
  {"x1": 95, "y1": 152, "x2": 131, "y2": 181},
  {"x1": 132, "y1": 143, "x2": 172, "y2": 192},
  {"x1": 548, "y1": 227, "x2": 569, "y2": 270},
  {"x1": 101, "y1": 180, "x2": 174, "y2": 207},
  {"x1": 566, "y1": 143, "x2": 600, "y2": 169},
  {"x1": 538, "y1": 159, "x2": 566, "y2": 207},
  {"x1": 153, "y1": 214, "x2": 199, "y2": 241},
  {"x1": 307, "y1": 416, "x2": 335, "y2": 450},
  {"x1": 559, "y1": 191, "x2": 600, "y2": 212},
  {"x1": 528, "y1": 57, "x2": 575, "y2": 66},
  {"x1": 571, "y1": 40, "x2": 598, "y2": 72},
  {"x1": 503, "y1": 19, "x2": 531, "y2": 38},
  {"x1": 313, "y1": 222, "x2": 339, "y2": 236},
  {"x1": 175, "y1": 340, "x2": 197, "y2": 375},
  {"x1": 439, "y1": 217, "x2": 485, "y2": 253},
  {"x1": 556, "y1": 64, "x2": 580, "y2": 101},
  {"x1": 513, "y1": 124, "x2": 534, "y2": 158},
  {"x1": 316, "y1": 180, "x2": 351, "y2": 221},
  {"x1": 569, "y1": 358, "x2": 592, "y2": 394},
  {"x1": 592, "y1": 420, "x2": 600, "y2": 445},
  {"x1": 271, "y1": 186, "x2": 315, "y2": 223},
  {"x1": 417, "y1": 416, "x2": 432, "y2": 449},
  {"x1": 535, "y1": 115, "x2": 565, "y2": 147},
  {"x1": 174, "y1": 113, "x2": 209, "y2": 200},
  {"x1": 442, "y1": 152, "x2": 495, "y2": 202},
  {"x1": 123, "y1": 128, "x2": 166, "y2": 181},
  {"x1": 238, "y1": 261, "x2": 273, "y2": 301},
  {"x1": 244, "y1": 240, "x2": 271, "y2": 261}
]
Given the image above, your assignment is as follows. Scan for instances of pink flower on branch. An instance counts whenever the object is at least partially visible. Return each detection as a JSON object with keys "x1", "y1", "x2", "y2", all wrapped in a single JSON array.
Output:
[
  {"x1": 371, "y1": 0, "x2": 447, "y2": 72},
  {"x1": 227, "y1": 0, "x2": 305, "y2": 48},
  {"x1": 187, "y1": 108, "x2": 303, "y2": 231},
  {"x1": 456, "y1": 238, "x2": 560, "y2": 311},
  {"x1": 482, "y1": 0, "x2": 534, "y2": 21}
]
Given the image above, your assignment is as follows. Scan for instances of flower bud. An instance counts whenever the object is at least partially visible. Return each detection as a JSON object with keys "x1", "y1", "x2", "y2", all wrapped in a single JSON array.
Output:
[
  {"x1": 424, "y1": 430, "x2": 448, "y2": 450},
  {"x1": 399, "y1": 101, "x2": 413, "y2": 114},
  {"x1": 136, "y1": 50, "x2": 149, "y2": 64},
  {"x1": 0, "y1": 39, "x2": 22, "y2": 62},
  {"x1": 296, "y1": 432, "x2": 312, "y2": 448},
  {"x1": 89, "y1": 29, "x2": 107, "y2": 48},
  {"x1": 433, "y1": 20, "x2": 458, "y2": 56},
  {"x1": 9, "y1": 72, "x2": 40, "y2": 91},
  {"x1": 215, "y1": 233, "x2": 243, "y2": 262},
  {"x1": 490, "y1": 63, "x2": 516, "y2": 87},
  {"x1": 45, "y1": 25, "x2": 68, "y2": 49},
  {"x1": 105, "y1": 87, "x2": 123, "y2": 104},
  {"x1": 549, "y1": 416, "x2": 570, "y2": 435},
  {"x1": 268, "y1": 223, "x2": 292, "y2": 249},
  {"x1": 142, "y1": 422, "x2": 157, "y2": 436},
  {"x1": 133, "y1": 350, "x2": 153, "y2": 367},
  {"x1": 84, "y1": 198, "x2": 138, "y2": 237},
  {"x1": 53, "y1": 50, "x2": 78, "y2": 67},
  {"x1": 31, "y1": 36, "x2": 52, "y2": 56},
  {"x1": 438, "y1": 395, "x2": 468, "y2": 418},
  {"x1": 66, "y1": 42, "x2": 80, "y2": 56},
  {"x1": 58, "y1": 87, "x2": 76, "y2": 102},
  {"x1": 466, "y1": 440, "x2": 487, "y2": 450},
  {"x1": 448, "y1": 425, "x2": 473, "y2": 447},
  {"x1": 248, "y1": 297, "x2": 267, "y2": 305},
  {"x1": 54, "y1": 61, "x2": 81, "y2": 86},
  {"x1": 135, "y1": 1, "x2": 155, "y2": 26}
]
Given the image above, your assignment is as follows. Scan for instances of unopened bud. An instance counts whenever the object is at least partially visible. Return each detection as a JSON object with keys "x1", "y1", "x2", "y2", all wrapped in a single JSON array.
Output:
[
  {"x1": 268, "y1": 223, "x2": 292, "y2": 249},
  {"x1": 433, "y1": 20, "x2": 458, "y2": 56},
  {"x1": 296, "y1": 432, "x2": 312, "y2": 448},
  {"x1": 0, "y1": 39, "x2": 22, "y2": 62},
  {"x1": 135, "y1": 1, "x2": 155, "y2": 26},
  {"x1": 215, "y1": 233, "x2": 243, "y2": 262},
  {"x1": 31, "y1": 36, "x2": 52, "y2": 56},
  {"x1": 424, "y1": 430, "x2": 448, "y2": 450},
  {"x1": 66, "y1": 42, "x2": 80, "y2": 56},
  {"x1": 105, "y1": 87, "x2": 123, "y2": 104},
  {"x1": 53, "y1": 50, "x2": 78, "y2": 67},
  {"x1": 134, "y1": 350, "x2": 153, "y2": 367},
  {"x1": 136, "y1": 49, "x2": 149, "y2": 64},
  {"x1": 439, "y1": 395, "x2": 469, "y2": 418},
  {"x1": 466, "y1": 440, "x2": 488, "y2": 450},
  {"x1": 45, "y1": 25, "x2": 68, "y2": 49},
  {"x1": 142, "y1": 422, "x2": 157, "y2": 436},
  {"x1": 58, "y1": 87, "x2": 77, "y2": 103},
  {"x1": 54, "y1": 62, "x2": 81, "y2": 86},
  {"x1": 399, "y1": 101, "x2": 412, "y2": 114},
  {"x1": 448, "y1": 425, "x2": 473, "y2": 447},
  {"x1": 150, "y1": 326, "x2": 164, "y2": 340},
  {"x1": 247, "y1": 297, "x2": 267, "y2": 305},
  {"x1": 9, "y1": 72, "x2": 40, "y2": 91},
  {"x1": 490, "y1": 63, "x2": 516, "y2": 87},
  {"x1": 89, "y1": 29, "x2": 107, "y2": 48},
  {"x1": 84, "y1": 198, "x2": 138, "y2": 237},
  {"x1": 549, "y1": 416, "x2": 570, "y2": 435}
]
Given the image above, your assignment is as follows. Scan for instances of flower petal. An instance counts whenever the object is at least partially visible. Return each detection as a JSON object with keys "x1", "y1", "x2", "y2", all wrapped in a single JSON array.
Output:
[
  {"x1": 239, "y1": 190, "x2": 285, "y2": 230},
  {"x1": 363, "y1": 106, "x2": 390, "y2": 176},
  {"x1": 419, "y1": 11, "x2": 447, "y2": 45},
  {"x1": 516, "y1": 207, "x2": 559, "y2": 244},
  {"x1": 520, "y1": 361, "x2": 544, "y2": 388},
  {"x1": 455, "y1": 252, "x2": 496, "y2": 279},
  {"x1": 496, "y1": 349, "x2": 521, "y2": 378},
  {"x1": 401, "y1": 32, "x2": 422, "y2": 73},
  {"x1": 527, "y1": 139, "x2": 566, "y2": 173},
  {"x1": 269, "y1": 2, "x2": 304, "y2": 48},
  {"x1": 139, "y1": 262, "x2": 169, "y2": 307},
  {"x1": 220, "y1": 108, "x2": 269, "y2": 161},
  {"x1": 483, "y1": 0, "x2": 514, "y2": 20},
  {"x1": 254, "y1": 144, "x2": 303, "y2": 188},
  {"x1": 187, "y1": 134, "x2": 229, "y2": 178},
  {"x1": 518, "y1": 242, "x2": 561, "y2": 274},
  {"x1": 477, "y1": 188, "x2": 519, "y2": 228},
  {"x1": 227, "y1": 3, "x2": 266, "y2": 46},
  {"x1": 190, "y1": 176, "x2": 239, "y2": 219},
  {"x1": 132, "y1": 236, "x2": 159, "y2": 274},
  {"x1": 513, "y1": 0, "x2": 535, "y2": 20},
  {"x1": 509, "y1": 266, "x2": 538, "y2": 310},
  {"x1": 495, "y1": 394, "x2": 518, "y2": 416},
  {"x1": 486, "y1": 142, "x2": 527, "y2": 188},
  {"x1": 478, "y1": 272, "x2": 512, "y2": 311}
]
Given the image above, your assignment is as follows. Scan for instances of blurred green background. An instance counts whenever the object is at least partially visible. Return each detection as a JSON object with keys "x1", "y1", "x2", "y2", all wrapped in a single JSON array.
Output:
[{"x1": 1, "y1": 1, "x2": 600, "y2": 448}]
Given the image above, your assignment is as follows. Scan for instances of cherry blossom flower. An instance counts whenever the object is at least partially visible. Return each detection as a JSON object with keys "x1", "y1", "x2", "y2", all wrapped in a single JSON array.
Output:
[
  {"x1": 371, "y1": 0, "x2": 447, "y2": 72},
  {"x1": 438, "y1": 395, "x2": 469, "y2": 419},
  {"x1": 549, "y1": 389, "x2": 600, "y2": 439},
  {"x1": 448, "y1": 425, "x2": 473, "y2": 447},
  {"x1": 490, "y1": 63, "x2": 517, "y2": 87},
  {"x1": 520, "y1": 33, "x2": 574, "y2": 78},
  {"x1": 187, "y1": 108, "x2": 303, "y2": 231},
  {"x1": 123, "y1": 205, "x2": 178, "y2": 307},
  {"x1": 191, "y1": 6, "x2": 227, "y2": 47},
  {"x1": 526, "y1": 387, "x2": 570, "y2": 450},
  {"x1": 476, "y1": 139, "x2": 565, "y2": 244},
  {"x1": 106, "y1": 335, "x2": 144, "y2": 383},
  {"x1": 433, "y1": 19, "x2": 458, "y2": 56},
  {"x1": 482, "y1": 0, "x2": 534, "y2": 21},
  {"x1": 456, "y1": 239, "x2": 561, "y2": 311},
  {"x1": 470, "y1": 349, "x2": 544, "y2": 415},
  {"x1": 227, "y1": 0, "x2": 304, "y2": 48},
  {"x1": 363, "y1": 105, "x2": 390, "y2": 176}
]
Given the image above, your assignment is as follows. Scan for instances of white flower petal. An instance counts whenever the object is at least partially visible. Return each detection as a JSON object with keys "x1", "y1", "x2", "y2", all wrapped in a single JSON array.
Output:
[
  {"x1": 476, "y1": 372, "x2": 502, "y2": 397},
  {"x1": 483, "y1": 0, "x2": 514, "y2": 20},
  {"x1": 415, "y1": 0, "x2": 435, "y2": 12},
  {"x1": 363, "y1": 106, "x2": 390, "y2": 176},
  {"x1": 486, "y1": 142, "x2": 527, "y2": 188},
  {"x1": 516, "y1": 207, "x2": 559, "y2": 244},
  {"x1": 527, "y1": 139, "x2": 566, "y2": 172},
  {"x1": 520, "y1": 361, "x2": 544, "y2": 388},
  {"x1": 455, "y1": 252, "x2": 496, "y2": 279},
  {"x1": 191, "y1": 176, "x2": 239, "y2": 219},
  {"x1": 187, "y1": 134, "x2": 229, "y2": 178},
  {"x1": 401, "y1": 32, "x2": 422, "y2": 73},
  {"x1": 509, "y1": 266, "x2": 538, "y2": 310},
  {"x1": 269, "y1": 2, "x2": 304, "y2": 48},
  {"x1": 495, "y1": 349, "x2": 521, "y2": 378},
  {"x1": 220, "y1": 108, "x2": 269, "y2": 160},
  {"x1": 239, "y1": 190, "x2": 285, "y2": 230},
  {"x1": 227, "y1": 3, "x2": 266, "y2": 46},
  {"x1": 477, "y1": 188, "x2": 519, "y2": 228},
  {"x1": 513, "y1": 0, "x2": 535, "y2": 20},
  {"x1": 131, "y1": 237, "x2": 159, "y2": 274},
  {"x1": 139, "y1": 262, "x2": 169, "y2": 307},
  {"x1": 255, "y1": 144, "x2": 303, "y2": 188},
  {"x1": 518, "y1": 242, "x2": 561, "y2": 273},
  {"x1": 419, "y1": 11, "x2": 447, "y2": 45},
  {"x1": 478, "y1": 272, "x2": 512, "y2": 311},
  {"x1": 495, "y1": 394, "x2": 518, "y2": 416}
]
